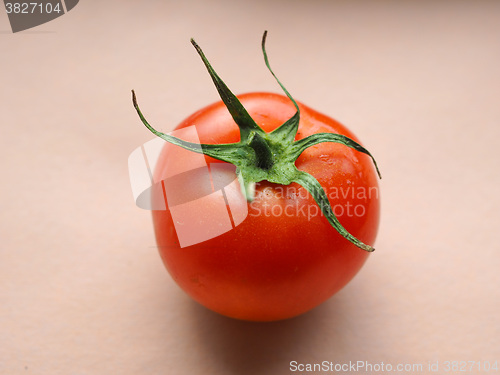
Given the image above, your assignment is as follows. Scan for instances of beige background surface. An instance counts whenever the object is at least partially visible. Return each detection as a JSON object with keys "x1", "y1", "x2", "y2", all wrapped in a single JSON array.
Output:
[{"x1": 1, "y1": 1, "x2": 499, "y2": 374}]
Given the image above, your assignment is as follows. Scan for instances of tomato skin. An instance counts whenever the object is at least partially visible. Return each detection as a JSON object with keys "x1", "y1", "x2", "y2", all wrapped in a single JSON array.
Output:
[{"x1": 152, "y1": 92, "x2": 380, "y2": 321}]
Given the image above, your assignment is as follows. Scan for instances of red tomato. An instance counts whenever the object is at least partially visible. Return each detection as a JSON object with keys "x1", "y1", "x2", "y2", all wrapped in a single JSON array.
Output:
[{"x1": 151, "y1": 92, "x2": 380, "y2": 321}]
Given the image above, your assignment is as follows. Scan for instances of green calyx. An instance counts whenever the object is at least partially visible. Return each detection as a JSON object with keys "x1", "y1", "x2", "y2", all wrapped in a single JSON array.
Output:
[{"x1": 132, "y1": 31, "x2": 381, "y2": 252}]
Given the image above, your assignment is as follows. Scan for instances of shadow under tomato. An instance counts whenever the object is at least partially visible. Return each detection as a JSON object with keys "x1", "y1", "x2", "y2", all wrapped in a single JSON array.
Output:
[{"x1": 186, "y1": 296, "x2": 353, "y2": 375}]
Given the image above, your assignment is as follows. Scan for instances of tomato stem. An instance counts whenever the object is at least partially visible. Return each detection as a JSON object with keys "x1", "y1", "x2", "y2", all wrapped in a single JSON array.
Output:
[
  {"x1": 248, "y1": 132, "x2": 274, "y2": 170},
  {"x1": 132, "y1": 32, "x2": 381, "y2": 252}
]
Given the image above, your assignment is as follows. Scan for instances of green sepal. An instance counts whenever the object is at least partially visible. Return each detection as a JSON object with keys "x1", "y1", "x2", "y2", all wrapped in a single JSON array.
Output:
[
  {"x1": 261, "y1": 30, "x2": 301, "y2": 145},
  {"x1": 190, "y1": 38, "x2": 265, "y2": 142},
  {"x1": 132, "y1": 90, "x2": 248, "y2": 165},
  {"x1": 290, "y1": 133, "x2": 382, "y2": 179},
  {"x1": 292, "y1": 170, "x2": 375, "y2": 252}
]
